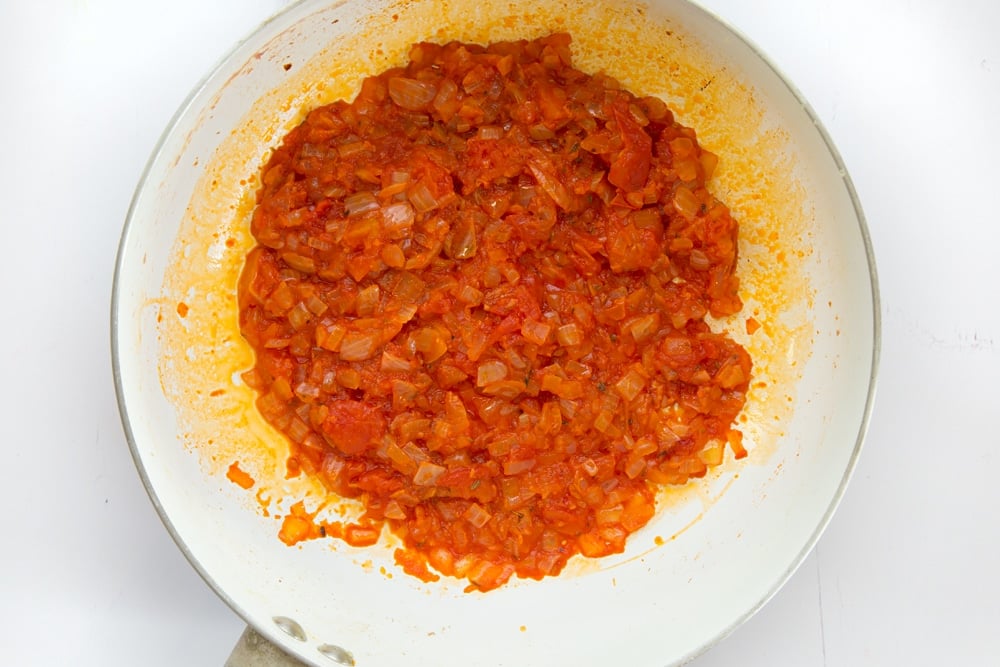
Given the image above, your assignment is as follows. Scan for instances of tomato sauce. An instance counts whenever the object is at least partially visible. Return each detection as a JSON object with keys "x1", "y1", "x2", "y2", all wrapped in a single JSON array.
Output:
[{"x1": 238, "y1": 34, "x2": 751, "y2": 591}]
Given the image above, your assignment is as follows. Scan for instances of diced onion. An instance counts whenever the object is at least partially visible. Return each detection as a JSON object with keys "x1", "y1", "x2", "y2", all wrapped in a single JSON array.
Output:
[
  {"x1": 336, "y1": 368, "x2": 361, "y2": 389},
  {"x1": 673, "y1": 184, "x2": 700, "y2": 219},
  {"x1": 482, "y1": 265, "x2": 502, "y2": 288},
  {"x1": 627, "y1": 103, "x2": 649, "y2": 127},
  {"x1": 398, "y1": 419, "x2": 432, "y2": 443},
  {"x1": 595, "y1": 505, "x2": 623, "y2": 525},
  {"x1": 380, "y1": 350, "x2": 415, "y2": 373},
  {"x1": 380, "y1": 243, "x2": 406, "y2": 268},
  {"x1": 378, "y1": 181, "x2": 410, "y2": 199},
  {"x1": 529, "y1": 124, "x2": 555, "y2": 140},
  {"x1": 344, "y1": 190, "x2": 379, "y2": 216},
  {"x1": 407, "y1": 181, "x2": 439, "y2": 213},
  {"x1": 620, "y1": 495, "x2": 654, "y2": 531},
  {"x1": 503, "y1": 458, "x2": 536, "y2": 475},
  {"x1": 540, "y1": 374, "x2": 583, "y2": 399},
  {"x1": 624, "y1": 456, "x2": 645, "y2": 479},
  {"x1": 538, "y1": 401, "x2": 562, "y2": 434},
  {"x1": 463, "y1": 503, "x2": 492, "y2": 528},
  {"x1": 528, "y1": 160, "x2": 573, "y2": 210},
  {"x1": 641, "y1": 95, "x2": 670, "y2": 120},
  {"x1": 287, "y1": 302, "x2": 311, "y2": 330},
  {"x1": 556, "y1": 323, "x2": 582, "y2": 346},
  {"x1": 487, "y1": 434, "x2": 516, "y2": 457},
  {"x1": 593, "y1": 409, "x2": 619, "y2": 435},
  {"x1": 281, "y1": 252, "x2": 317, "y2": 274},
  {"x1": 388, "y1": 77, "x2": 437, "y2": 111},
  {"x1": 413, "y1": 327, "x2": 448, "y2": 363},
  {"x1": 631, "y1": 437, "x2": 658, "y2": 457},
  {"x1": 287, "y1": 417, "x2": 311, "y2": 444},
  {"x1": 675, "y1": 158, "x2": 699, "y2": 182},
  {"x1": 339, "y1": 330, "x2": 381, "y2": 361},
  {"x1": 445, "y1": 214, "x2": 478, "y2": 260},
  {"x1": 558, "y1": 398, "x2": 578, "y2": 419},
  {"x1": 392, "y1": 272, "x2": 426, "y2": 304},
  {"x1": 699, "y1": 441, "x2": 725, "y2": 466},
  {"x1": 382, "y1": 202, "x2": 415, "y2": 234},
  {"x1": 521, "y1": 319, "x2": 551, "y2": 345},
  {"x1": 443, "y1": 392, "x2": 471, "y2": 433},
  {"x1": 714, "y1": 360, "x2": 747, "y2": 389},
  {"x1": 476, "y1": 360, "x2": 509, "y2": 387},
  {"x1": 384, "y1": 500, "x2": 408, "y2": 520},
  {"x1": 624, "y1": 313, "x2": 660, "y2": 342},
  {"x1": 630, "y1": 207, "x2": 661, "y2": 230},
  {"x1": 392, "y1": 380, "x2": 419, "y2": 408},
  {"x1": 315, "y1": 323, "x2": 346, "y2": 352},
  {"x1": 338, "y1": 140, "x2": 370, "y2": 158},
  {"x1": 481, "y1": 380, "x2": 525, "y2": 399},
  {"x1": 462, "y1": 65, "x2": 494, "y2": 95},
  {"x1": 689, "y1": 249, "x2": 711, "y2": 271},
  {"x1": 477, "y1": 125, "x2": 504, "y2": 140},
  {"x1": 413, "y1": 461, "x2": 446, "y2": 486},
  {"x1": 700, "y1": 150, "x2": 719, "y2": 179},
  {"x1": 456, "y1": 284, "x2": 484, "y2": 305},
  {"x1": 614, "y1": 368, "x2": 647, "y2": 402},
  {"x1": 305, "y1": 295, "x2": 328, "y2": 316},
  {"x1": 669, "y1": 136, "x2": 695, "y2": 158},
  {"x1": 355, "y1": 284, "x2": 381, "y2": 316},
  {"x1": 432, "y1": 78, "x2": 459, "y2": 120}
]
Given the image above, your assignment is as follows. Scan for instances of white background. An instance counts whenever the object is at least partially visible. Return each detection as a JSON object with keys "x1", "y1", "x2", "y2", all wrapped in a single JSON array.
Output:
[{"x1": 1, "y1": 0, "x2": 997, "y2": 665}]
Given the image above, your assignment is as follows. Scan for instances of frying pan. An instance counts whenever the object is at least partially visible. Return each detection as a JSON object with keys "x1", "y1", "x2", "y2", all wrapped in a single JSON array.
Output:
[{"x1": 112, "y1": 0, "x2": 879, "y2": 665}]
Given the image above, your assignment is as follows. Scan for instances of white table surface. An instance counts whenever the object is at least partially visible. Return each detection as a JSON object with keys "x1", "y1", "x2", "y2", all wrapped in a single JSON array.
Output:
[{"x1": 2, "y1": 0, "x2": 997, "y2": 664}]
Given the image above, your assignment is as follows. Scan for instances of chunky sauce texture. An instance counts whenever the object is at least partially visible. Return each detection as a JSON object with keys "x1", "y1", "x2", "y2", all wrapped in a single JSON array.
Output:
[{"x1": 238, "y1": 34, "x2": 751, "y2": 591}]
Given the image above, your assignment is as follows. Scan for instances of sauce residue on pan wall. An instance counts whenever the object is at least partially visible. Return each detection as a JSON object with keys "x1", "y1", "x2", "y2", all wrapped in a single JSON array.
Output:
[{"x1": 157, "y1": 0, "x2": 812, "y2": 580}]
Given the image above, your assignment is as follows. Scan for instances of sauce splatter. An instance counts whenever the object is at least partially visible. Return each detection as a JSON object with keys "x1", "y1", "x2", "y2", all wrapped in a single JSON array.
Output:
[{"x1": 226, "y1": 461, "x2": 256, "y2": 489}]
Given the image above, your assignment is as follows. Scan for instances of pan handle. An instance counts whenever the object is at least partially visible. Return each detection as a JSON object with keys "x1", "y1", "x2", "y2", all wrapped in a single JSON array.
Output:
[{"x1": 225, "y1": 626, "x2": 309, "y2": 667}]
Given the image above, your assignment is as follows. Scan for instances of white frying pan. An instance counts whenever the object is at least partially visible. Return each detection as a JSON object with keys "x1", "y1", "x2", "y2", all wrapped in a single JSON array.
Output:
[{"x1": 112, "y1": 1, "x2": 879, "y2": 665}]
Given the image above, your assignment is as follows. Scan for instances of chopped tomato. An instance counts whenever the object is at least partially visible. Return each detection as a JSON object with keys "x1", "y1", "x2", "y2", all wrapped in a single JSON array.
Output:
[
  {"x1": 320, "y1": 400, "x2": 386, "y2": 456},
  {"x1": 608, "y1": 105, "x2": 653, "y2": 192}
]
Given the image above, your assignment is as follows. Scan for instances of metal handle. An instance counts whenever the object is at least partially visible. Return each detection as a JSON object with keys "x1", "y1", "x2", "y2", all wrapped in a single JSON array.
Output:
[{"x1": 226, "y1": 626, "x2": 309, "y2": 667}]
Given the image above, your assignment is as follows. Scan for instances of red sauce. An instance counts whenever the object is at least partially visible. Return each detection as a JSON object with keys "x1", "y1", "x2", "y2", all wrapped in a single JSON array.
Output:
[{"x1": 238, "y1": 34, "x2": 751, "y2": 591}]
